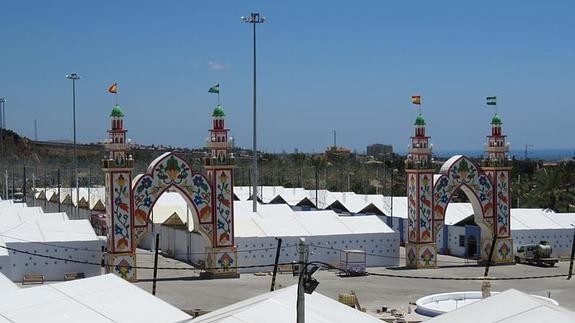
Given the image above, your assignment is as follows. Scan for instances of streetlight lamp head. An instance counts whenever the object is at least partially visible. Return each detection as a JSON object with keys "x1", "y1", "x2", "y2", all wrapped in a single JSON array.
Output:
[{"x1": 66, "y1": 73, "x2": 80, "y2": 80}]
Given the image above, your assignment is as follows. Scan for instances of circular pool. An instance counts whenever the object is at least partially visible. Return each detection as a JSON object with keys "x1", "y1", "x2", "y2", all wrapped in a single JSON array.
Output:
[{"x1": 415, "y1": 291, "x2": 559, "y2": 317}]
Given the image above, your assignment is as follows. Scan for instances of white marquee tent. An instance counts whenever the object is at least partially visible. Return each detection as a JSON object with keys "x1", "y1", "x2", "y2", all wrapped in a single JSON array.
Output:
[
  {"x1": 190, "y1": 284, "x2": 382, "y2": 323},
  {"x1": 0, "y1": 273, "x2": 192, "y2": 322},
  {"x1": 0, "y1": 199, "x2": 105, "y2": 282},
  {"x1": 426, "y1": 289, "x2": 575, "y2": 323}
]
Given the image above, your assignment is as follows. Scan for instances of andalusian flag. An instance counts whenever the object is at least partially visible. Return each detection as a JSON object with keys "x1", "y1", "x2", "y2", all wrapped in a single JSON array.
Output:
[
  {"x1": 411, "y1": 96, "x2": 421, "y2": 105},
  {"x1": 208, "y1": 84, "x2": 220, "y2": 94},
  {"x1": 108, "y1": 83, "x2": 118, "y2": 94},
  {"x1": 486, "y1": 96, "x2": 497, "y2": 106}
]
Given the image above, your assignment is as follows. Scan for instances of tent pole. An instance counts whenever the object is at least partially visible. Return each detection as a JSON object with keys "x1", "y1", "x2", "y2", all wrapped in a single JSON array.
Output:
[
  {"x1": 152, "y1": 233, "x2": 160, "y2": 295},
  {"x1": 270, "y1": 237, "x2": 282, "y2": 291}
]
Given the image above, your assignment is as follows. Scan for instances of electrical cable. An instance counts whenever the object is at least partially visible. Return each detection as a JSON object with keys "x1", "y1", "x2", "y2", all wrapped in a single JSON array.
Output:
[
  {"x1": 308, "y1": 243, "x2": 473, "y2": 265},
  {"x1": 1, "y1": 244, "x2": 571, "y2": 281}
]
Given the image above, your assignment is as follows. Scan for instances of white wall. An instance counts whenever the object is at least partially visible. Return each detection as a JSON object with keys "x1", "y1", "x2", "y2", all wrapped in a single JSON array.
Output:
[
  {"x1": 512, "y1": 229, "x2": 573, "y2": 258},
  {"x1": 0, "y1": 255, "x2": 11, "y2": 279},
  {"x1": 4, "y1": 241, "x2": 105, "y2": 282},
  {"x1": 235, "y1": 232, "x2": 400, "y2": 273},
  {"x1": 139, "y1": 225, "x2": 210, "y2": 266},
  {"x1": 139, "y1": 225, "x2": 400, "y2": 273},
  {"x1": 446, "y1": 226, "x2": 466, "y2": 257}
]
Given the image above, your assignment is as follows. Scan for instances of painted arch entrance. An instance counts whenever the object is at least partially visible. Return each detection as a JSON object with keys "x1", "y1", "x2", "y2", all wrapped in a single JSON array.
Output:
[
  {"x1": 102, "y1": 103, "x2": 236, "y2": 280},
  {"x1": 405, "y1": 155, "x2": 513, "y2": 268},
  {"x1": 105, "y1": 152, "x2": 236, "y2": 280}
]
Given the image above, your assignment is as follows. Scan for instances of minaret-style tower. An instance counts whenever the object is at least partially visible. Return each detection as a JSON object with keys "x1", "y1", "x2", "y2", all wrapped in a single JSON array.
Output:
[
  {"x1": 482, "y1": 113, "x2": 513, "y2": 262},
  {"x1": 409, "y1": 114, "x2": 432, "y2": 168},
  {"x1": 405, "y1": 114, "x2": 437, "y2": 268},
  {"x1": 102, "y1": 105, "x2": 136, "y2": 280},
  {"x1": 204, "y1": 104, "x2": 237, "y2": 277},
  {"x1": 484, "y1": 114, "x2": 508, "y2": 164}
]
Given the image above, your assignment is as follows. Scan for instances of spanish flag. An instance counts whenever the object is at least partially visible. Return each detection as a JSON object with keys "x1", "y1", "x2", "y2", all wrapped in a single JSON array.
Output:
[
  {"x1": 108, "y1": 83, "x2": 118, "y2": 94},
  {"x1": 411, "y1": 96, "x2": 421, "y2": 105}
]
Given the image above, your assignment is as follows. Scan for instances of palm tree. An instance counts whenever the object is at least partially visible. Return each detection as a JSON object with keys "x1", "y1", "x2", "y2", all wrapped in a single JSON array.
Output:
[{"x1": 527, "y1": 166, "x2": 575, "y2": 212}]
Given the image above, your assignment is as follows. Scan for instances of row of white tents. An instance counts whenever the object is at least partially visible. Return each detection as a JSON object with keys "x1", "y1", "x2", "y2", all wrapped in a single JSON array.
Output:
[
  {"x1": 0, "y1": 198, "x2": 105, "y2": 282},
  {"x1": 140, "y1": 195, "x2": 400, "y2": 271},
  {"x1": 2, "y1": 265, "x2": 573, "y2": 323},
  {"x1": 33, "y1": 185, "x2": 395, "y2": 216},
  {"x1": 32, "y1": 186, "x2": 575, "y2": 260}
]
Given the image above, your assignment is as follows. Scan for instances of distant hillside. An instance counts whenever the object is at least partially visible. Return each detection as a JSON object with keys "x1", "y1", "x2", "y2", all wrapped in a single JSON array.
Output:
[
  {"x1": 0, "y1": 128, "x2": 40, "y2": 163},
  {"x1": 0, "y1": 129, "x2": 208, "y2": 171}
]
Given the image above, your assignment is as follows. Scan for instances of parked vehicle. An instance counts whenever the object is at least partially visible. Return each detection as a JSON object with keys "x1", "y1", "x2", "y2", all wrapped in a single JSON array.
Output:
[
  {"x1": 340, "y1": 250, "x2": 367, "y2": 276},
  {"x1": 515, "y1": 241, "x2": 558, "y2": 266}
]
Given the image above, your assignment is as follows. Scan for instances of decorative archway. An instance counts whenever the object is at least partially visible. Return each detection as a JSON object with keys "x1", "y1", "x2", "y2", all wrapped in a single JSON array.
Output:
[
  {"x1": 131, "y1": 153, "x2": 214, "y2": 244},
  {"x1": 405, "y1": 155, "x2": 513, "y2": 268},
  {"x1": 102, "y1": 103, "x2": 236, "y2": 280}
]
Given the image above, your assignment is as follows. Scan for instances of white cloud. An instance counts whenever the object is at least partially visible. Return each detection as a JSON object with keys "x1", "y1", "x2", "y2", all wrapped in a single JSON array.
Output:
[{"x1": 208, "y1": 61, "x2": 231, "y2": 71}]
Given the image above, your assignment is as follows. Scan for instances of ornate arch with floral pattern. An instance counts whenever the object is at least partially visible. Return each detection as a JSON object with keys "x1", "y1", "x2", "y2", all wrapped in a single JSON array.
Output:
[{"x1": 131, "y1": 152, "x2": 213, "y2": 242}]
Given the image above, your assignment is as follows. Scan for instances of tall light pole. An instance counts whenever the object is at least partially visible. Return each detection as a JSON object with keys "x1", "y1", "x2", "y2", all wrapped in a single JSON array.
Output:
[
  {"x1": 0, "y1": 97, "x2": 5, "y2": 160},
  {"x1": 242, "y1": 13, "x2": 266, "y2": 212},
  {"x1": 66, "y1": 73, "x2": 80, "y2": 217}
]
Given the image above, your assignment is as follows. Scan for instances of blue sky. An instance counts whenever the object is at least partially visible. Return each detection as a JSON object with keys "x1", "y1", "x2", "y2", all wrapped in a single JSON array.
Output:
[{"x1": 1, "y1": 1, "x2": 574, "y2": 153}]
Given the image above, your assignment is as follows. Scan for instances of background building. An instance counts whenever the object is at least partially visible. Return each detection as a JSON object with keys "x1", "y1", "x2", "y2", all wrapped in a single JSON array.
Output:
[{"x1": 366, "y1": 144, "x2": 393, "y2": 158}]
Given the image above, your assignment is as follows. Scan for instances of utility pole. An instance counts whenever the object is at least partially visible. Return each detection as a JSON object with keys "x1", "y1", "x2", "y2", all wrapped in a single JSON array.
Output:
[
  {"x1": 568, "y1": 225, "x2": 575, "y2": 280},
  {"x1": 4, "y1": 170, "x2": 8, "y2": 200},
  {"x1": 315, "y1": 168, "x2": 319, "y2": 209},
  {"x1": 57, "y1": 168, "x2": 61, "y2": 212},
  {"x1": 241, "y1": 13, "x2": 266, "y2": 213},
  {"x1": 517, "y1": 175, "x2": 521, "y2": 208},
  {"x1": 0, "y1": 97, "x2": 5, "y2": 159},
  {"x1": 347, "y1": 172, "x2": 352, "y2": 192},
  {"x1": 44, "y1": 167, "x2": 47, "y2": 208},
  {"x1": 390, "y1": 169, "x2": 397, "y2": 227},
  {"x1": 34, "y1": 119, "x2": 38, "y2": 141},
  {"x1": 66, "y1": 73, "x2": 80, "y2": 216},
  {"x1": 152, "y1": 233, "x2": 160, "y2": 295},
  {"x1": 11, "y1": 167, "x2": 14, "y2": 199},
  {"x1": 297, "y1": 238, "x2": 306, "y2": 323},
  {"x1": 333, "y1": 130, "x2": 336, "y2": 147},
  {"x1": 22, "y1": 166, "x2": 26, "y2": 204},
  {"x1": 270, "y1": 237, "x2": 283, "y2": 291},
  {"x1": 88, "y1": 167, "x2": 91, "y2": 214}
]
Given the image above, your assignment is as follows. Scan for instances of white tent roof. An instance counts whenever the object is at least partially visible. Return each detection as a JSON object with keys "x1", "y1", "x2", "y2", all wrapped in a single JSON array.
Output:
[
  {"x1": 36, "y1": 187, "x2": 106, "y2": 209},
  {"x1": 547, "y1": 213, "x2": 575, "y2": 228},
  {"x1": 510, "y1": 209, "x2": 567, "y2": 230},
  {"x1": 0, "y1": 203, "x2": 44, "y2": 217},
  {"x1": 145, "y1": 195, "x2": 394, "y2": 237},
  {"x1": 0, "y1": 273, "x2": 18, "y2": 293},
  {"x1": 0, "y1": 219, "x2": 97, "y2": 244},
  {"x1": 0, "y1": 274, "x2": 191, "y2": 322},
  {"x1": 190, "y1": 284, "x2": 381, "y2": 323},
  {"x1": 233, "y1": 186, "x2": 253, "y2": 202},
  {"x1": 426, "y1": 289, "x2": 575, "y2": 323},
  {"x1": 152, "y1": 191, "x2": 193, "y2": 229},
  {"x1": 233, "y1": 201, "x2": 393, "y2": 238},
  {"x1": 444, "y1": 203, "x2": 474, "y2": 226}
]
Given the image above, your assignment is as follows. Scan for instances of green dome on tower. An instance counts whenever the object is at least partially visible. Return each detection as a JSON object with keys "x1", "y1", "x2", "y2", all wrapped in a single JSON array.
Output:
[
  {"x1": 212, "y1": 104, "x2": 225, "y2": 117},
  {"x1": 110, "y1": 105, "x2": 124, "y2": 118},
  {"x1": 491, "y1": 114, "x2": 502, "y2": 125},
  {"x1": 415, "y1": 114, "x2": 426, "y2": 126}
]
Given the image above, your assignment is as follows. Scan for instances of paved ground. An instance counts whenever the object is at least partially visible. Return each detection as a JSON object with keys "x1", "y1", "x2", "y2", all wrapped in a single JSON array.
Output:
[{"x1": 134, "y1": 248, "x2": 575, "y2": 316}]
